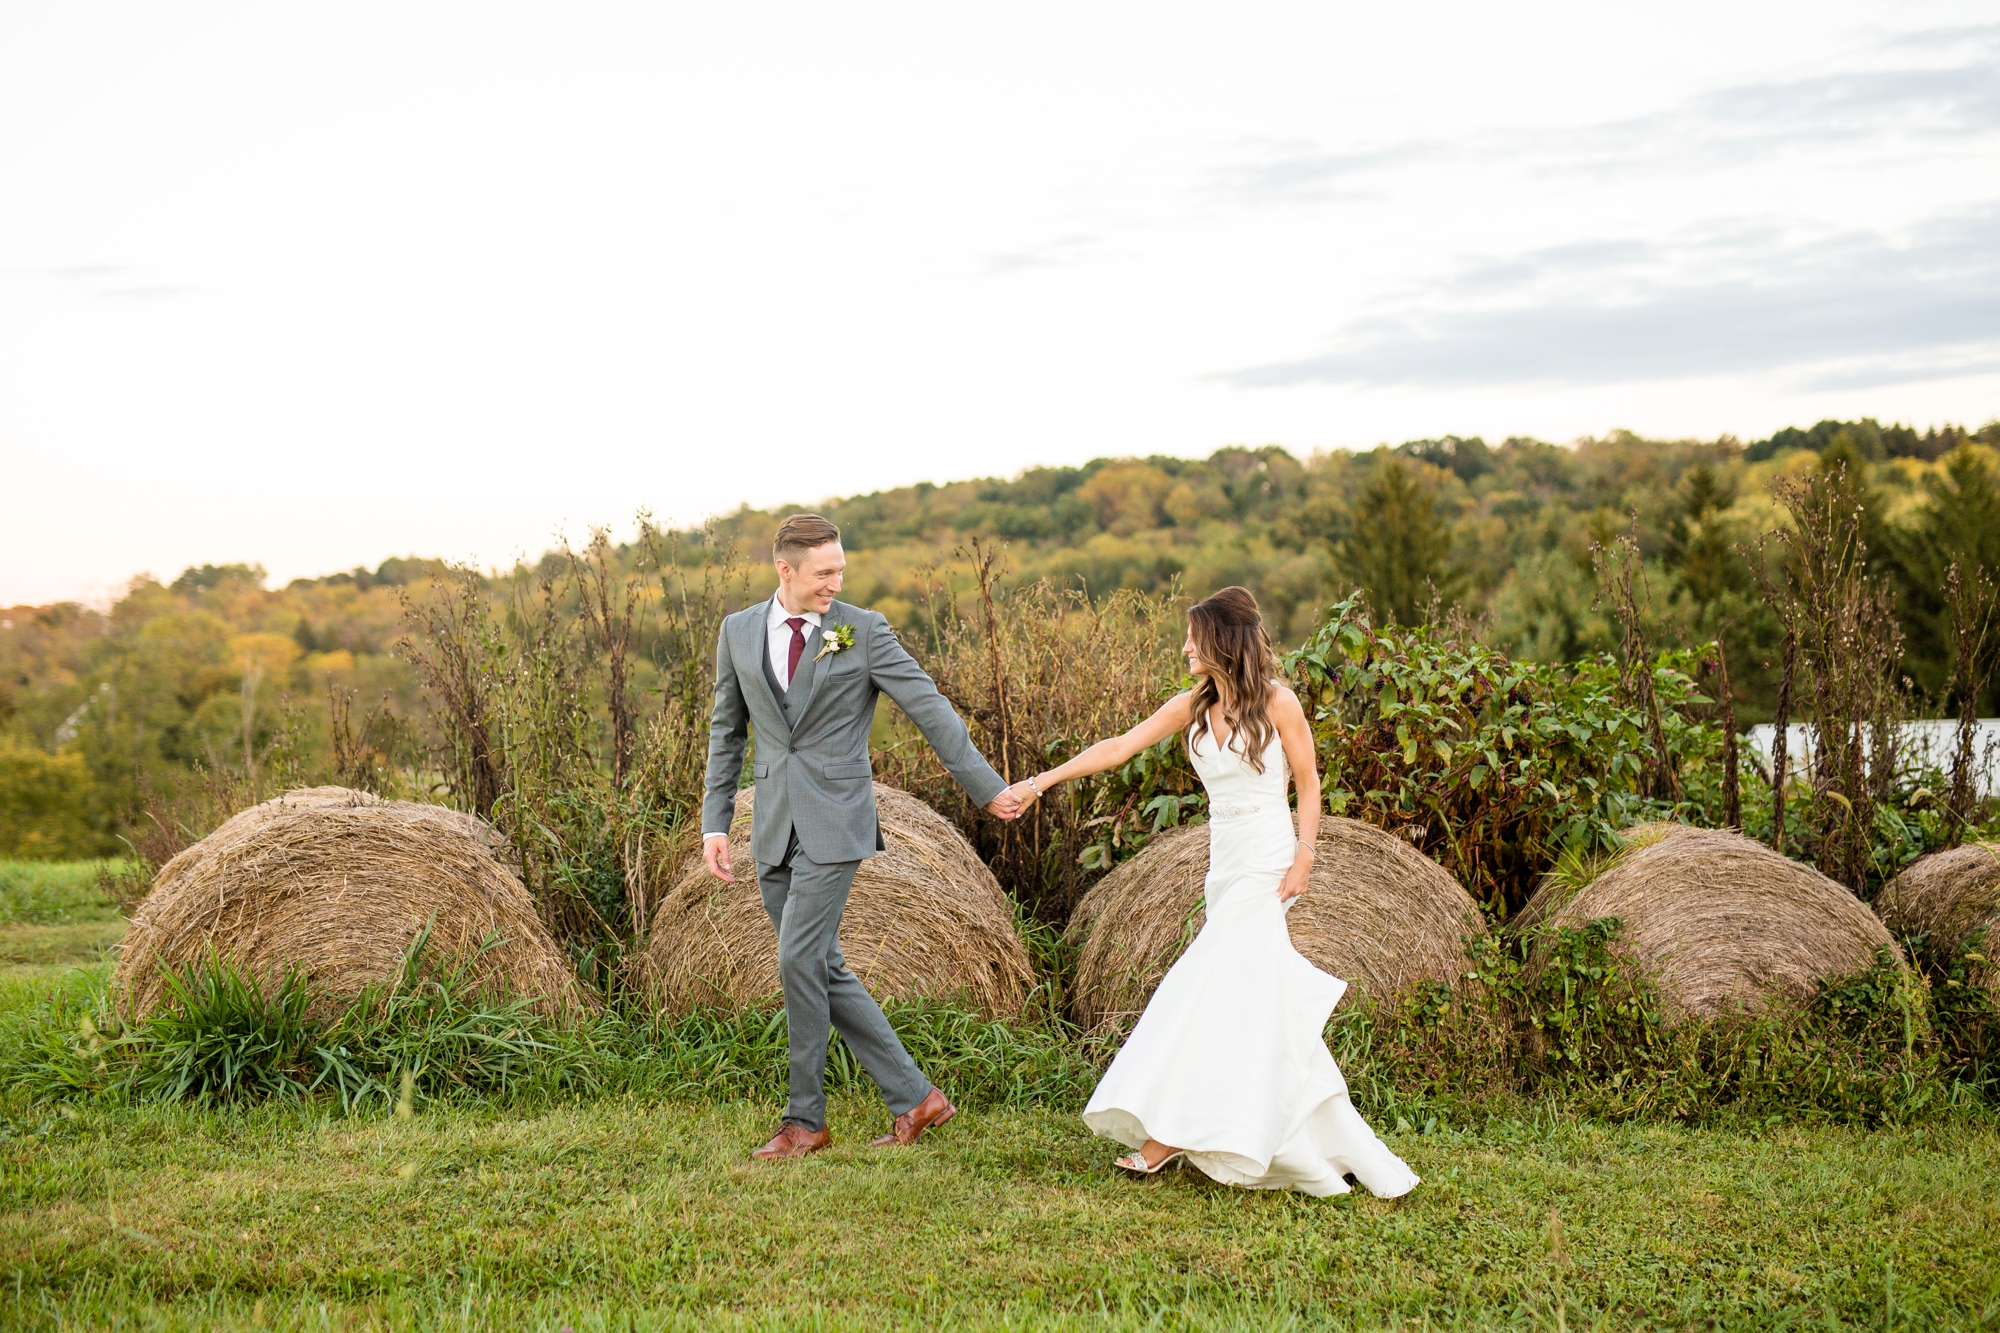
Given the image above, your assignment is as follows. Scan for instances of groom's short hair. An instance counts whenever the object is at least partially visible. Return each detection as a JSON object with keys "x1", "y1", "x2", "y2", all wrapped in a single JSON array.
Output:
[{"x1": 773, "y1": 514, "x2": 841, "y2": 564}]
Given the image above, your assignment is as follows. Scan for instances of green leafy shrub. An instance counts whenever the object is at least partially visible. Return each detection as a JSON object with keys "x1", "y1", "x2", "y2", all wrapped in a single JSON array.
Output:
[
  {"x1": 1902, "y1": 925, "x2": 1999, "y2": 1096},
  {"x1": 1286, "y1": 595, "x2": 1720, "y2": 915}
]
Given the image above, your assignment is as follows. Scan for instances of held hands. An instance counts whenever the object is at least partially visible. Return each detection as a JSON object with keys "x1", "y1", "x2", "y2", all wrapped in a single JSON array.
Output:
[{"x1": 986, "y1": 778, "x2": 1043, "y2": 821}]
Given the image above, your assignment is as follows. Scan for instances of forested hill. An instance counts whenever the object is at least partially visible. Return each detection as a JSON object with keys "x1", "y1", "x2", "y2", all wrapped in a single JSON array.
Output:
[
  {"x1": 2, "y1": 415, "x2": 1995, "y2": 855},
  {"x1": 715, "y1": 416, "x2": 1996, "y2": 651}
]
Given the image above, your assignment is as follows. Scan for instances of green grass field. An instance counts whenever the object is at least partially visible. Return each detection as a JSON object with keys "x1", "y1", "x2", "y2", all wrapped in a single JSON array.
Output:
[{"x1": 1, "y1": 861, "x2": 1997, "y2": 1330}]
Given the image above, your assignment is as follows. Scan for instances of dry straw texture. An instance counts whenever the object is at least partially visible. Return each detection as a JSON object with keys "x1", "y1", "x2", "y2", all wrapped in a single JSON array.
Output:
[
  {"x1": 1507, "y1": 821, "x2": 1697, "y2": 936},
  {"x1": 1877, "y1": 843, "x2": 2000, "y2": 991},
  {"x1": 1513, "y1": 826, "x2": 1905, "y2": 1018},
  {"x1": 1066, "y1": 817, "x2": 1485, "y2": 1035},
  {"x1": 633, "y1": 784, "x2": 1033, "y2": 1017},
  {"x1": 115, "y1": 787, "x2": 587, "y2": 1018}
]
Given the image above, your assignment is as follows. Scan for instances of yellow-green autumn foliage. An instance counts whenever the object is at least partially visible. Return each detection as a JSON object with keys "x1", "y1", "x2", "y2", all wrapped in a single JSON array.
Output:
[
  {"x1": 2, "y1": 416, "x2": 1995, "y2": 848},
  {"x1": 0, "y1": 735, "x2": 96, "y2": 858}
]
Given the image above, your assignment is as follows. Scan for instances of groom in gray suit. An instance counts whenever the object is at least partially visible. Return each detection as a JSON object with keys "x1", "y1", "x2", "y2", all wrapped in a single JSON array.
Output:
[{"x1": 702, "y1": 513, "x2": 1023, "y2": 1160}]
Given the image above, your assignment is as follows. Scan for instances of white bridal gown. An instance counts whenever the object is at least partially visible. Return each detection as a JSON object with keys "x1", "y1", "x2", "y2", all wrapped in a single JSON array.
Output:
[{"x1": 1082, "y1": 725, "x2": 1421, "y2": 1198}]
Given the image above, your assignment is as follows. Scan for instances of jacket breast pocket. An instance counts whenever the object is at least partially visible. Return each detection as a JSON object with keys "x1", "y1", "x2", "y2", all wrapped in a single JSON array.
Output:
[{"x1": 821, "y1": 759, "x2": 872, "y2": 782}]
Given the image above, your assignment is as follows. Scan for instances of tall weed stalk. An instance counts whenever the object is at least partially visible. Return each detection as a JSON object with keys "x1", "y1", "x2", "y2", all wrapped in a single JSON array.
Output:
[
  {"x1": 1755, "y1": 465, "x2": 1909, "y2": 893},
  {"x1": 395, "y1": 520, "x2": 749, "y2": 956},
  {"x1": 876, "y1": 543, "x2": 1190, "y2": 923}
]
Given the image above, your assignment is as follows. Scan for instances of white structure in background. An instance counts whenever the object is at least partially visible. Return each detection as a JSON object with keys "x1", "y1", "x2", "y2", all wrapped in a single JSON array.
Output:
[{"x1": 1743, "y1": 720, "x2": 2000, "y2": 799}]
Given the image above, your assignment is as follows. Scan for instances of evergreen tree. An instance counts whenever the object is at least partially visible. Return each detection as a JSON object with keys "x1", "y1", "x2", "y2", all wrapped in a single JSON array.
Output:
[
  {"x1": 1336, "y1": 456, "x2": 1461, "y2": 625},
  {"x1": 1892, "y1": 445, "x2": 2000, "y2": 708},
  {"x1": 1664, "y1": 463, "x2": 1747, "y2": 608}
]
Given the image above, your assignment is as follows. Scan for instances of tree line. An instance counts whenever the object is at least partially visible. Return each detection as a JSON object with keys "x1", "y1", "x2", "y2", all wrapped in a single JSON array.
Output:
[{"x1": 2, "y1": 414, "x2": 1995, "y2": 859}]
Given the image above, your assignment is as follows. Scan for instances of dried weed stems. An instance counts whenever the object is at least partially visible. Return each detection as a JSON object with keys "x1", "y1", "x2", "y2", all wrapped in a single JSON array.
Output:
[
  {"x1": 397, "y1": 522, "x2": 750, "y2": 946},
  {"x1": 878, "y1": 543, "x2": 1190, "y2": 923},
  {"x1": 1753, "y1": 464, "x2": 1908, "y2": 890}
]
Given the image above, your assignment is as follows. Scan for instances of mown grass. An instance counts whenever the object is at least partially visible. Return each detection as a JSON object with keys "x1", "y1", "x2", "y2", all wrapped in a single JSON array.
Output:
[
  {"x1": 1, "y1": 868, "x2": 1998, "y2": 1327},
  {"x1": 0, "y1": 861, "x2": 126, "y2": 968},
  {"x1": 2, "y1": 1089, "x2": 1997, "y2": 1329}
]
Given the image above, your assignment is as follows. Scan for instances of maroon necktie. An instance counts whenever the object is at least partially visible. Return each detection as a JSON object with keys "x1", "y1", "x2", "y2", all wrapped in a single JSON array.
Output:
[{"x1": 785, "y1": 616, "x2": 808, "y2": 687}]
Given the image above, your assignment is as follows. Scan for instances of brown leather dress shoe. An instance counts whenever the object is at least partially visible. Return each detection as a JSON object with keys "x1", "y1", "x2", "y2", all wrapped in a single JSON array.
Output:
[
  {"x1": 751, "y1": 1122, "x2": 831, "y2": 1160},
  {"x1": 872, "y1": 1087, "x2": 957, "y2": 1147}
]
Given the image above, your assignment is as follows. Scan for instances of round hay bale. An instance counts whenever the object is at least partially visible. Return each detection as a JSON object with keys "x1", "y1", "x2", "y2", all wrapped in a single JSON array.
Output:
[
  {"x1": 115, "y1": 786, "x2": 586, "y2": 1019},
  {"x1": 634, "y1": 783, "x2": 1033, "y2": 1018},
  {"x1": 1512, "y1": 826, "x2": 1905, "y2": 1019},
  {"x1": 1877, "y1": 843, "x2": 2000, "y2": 990},
  {"x1": 1066, "y1": 817, "x2": 1484, "y2": 1035},
  {"x1": 192, "y1": 786, "x2": 517, "y2": 864},
  {"x1": 1508, "y1": 820, "x2": 1700, "y2": 935}
]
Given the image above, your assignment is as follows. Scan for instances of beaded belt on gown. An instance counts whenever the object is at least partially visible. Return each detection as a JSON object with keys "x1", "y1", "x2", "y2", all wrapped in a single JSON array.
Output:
[{"x1": 1209, "y1": 801, "x2": 1286, "y2": 822}]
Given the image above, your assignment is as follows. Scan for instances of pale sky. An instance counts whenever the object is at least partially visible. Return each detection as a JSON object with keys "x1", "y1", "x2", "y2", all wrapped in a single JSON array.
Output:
[{"x1": 2, "y1": 2, "x2": 1996, "y2": 606}]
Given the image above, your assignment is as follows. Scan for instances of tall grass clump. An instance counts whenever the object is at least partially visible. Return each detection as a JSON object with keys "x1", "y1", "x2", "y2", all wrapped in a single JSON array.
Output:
[
  {"x1": 0, "y1": 859, "x2": 125, "y2": 923},
  {"x1": 1, "y1": 933, "x2": 596, "y2": 1112},
  {"x1": 0, "y1": 948, "x2": 1101, "y2": 1116}
]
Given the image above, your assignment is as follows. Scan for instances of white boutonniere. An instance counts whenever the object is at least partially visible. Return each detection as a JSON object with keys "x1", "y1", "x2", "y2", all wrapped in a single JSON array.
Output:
[{"x1": 812, "y1": 623, "x2": 856, "y2": 663}]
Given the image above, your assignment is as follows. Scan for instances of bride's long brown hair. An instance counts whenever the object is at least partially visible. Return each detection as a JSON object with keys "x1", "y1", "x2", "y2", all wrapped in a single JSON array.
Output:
[{"x1": 1187, "y1": 586, "x2": 1281, "y2": 772}]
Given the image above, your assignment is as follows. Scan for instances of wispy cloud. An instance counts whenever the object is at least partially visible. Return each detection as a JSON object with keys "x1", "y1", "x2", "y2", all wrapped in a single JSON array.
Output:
[
  {"x1": 1211, "y1": 143, "x2": 1441, "y2": 204},
  {"x1": 1218, "y1": 206, "x2": 2000, "y2": 389},
  {"x1": 1219, "y1": 25, "x2": 2000, "y2": 204},
  {"x1": 98, "y1": 286, "x2": 186, "y2": 302},
  {"x1": 1, "y1": 265, "x2": 187, "y2": 302},
  {"x1": 982, "y1": 233, "x2": 1101, "y2": 276}
]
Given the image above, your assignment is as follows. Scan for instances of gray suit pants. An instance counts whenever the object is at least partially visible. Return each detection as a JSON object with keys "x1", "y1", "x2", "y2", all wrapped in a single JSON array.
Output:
[{"x1": 759, "y1": 833, "x2": 932, "y2": 1131}]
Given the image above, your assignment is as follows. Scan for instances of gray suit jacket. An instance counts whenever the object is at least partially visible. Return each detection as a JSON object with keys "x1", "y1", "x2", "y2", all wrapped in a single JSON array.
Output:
[{"x1": 702, "y1": 598, "x2": 1007, "y2": 866}]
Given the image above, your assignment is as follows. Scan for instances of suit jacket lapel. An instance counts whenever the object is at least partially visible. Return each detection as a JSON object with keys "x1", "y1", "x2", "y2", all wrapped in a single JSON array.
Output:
[
  {"x1": 793, "y1": 604, "x2": 843, "y2": 725},
  {"x1": 738, "y1": 607, "x2": 790, "y2": 743}
]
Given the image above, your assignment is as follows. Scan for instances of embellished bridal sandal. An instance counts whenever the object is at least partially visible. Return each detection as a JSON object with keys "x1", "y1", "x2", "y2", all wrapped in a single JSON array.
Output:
[{"x1": 1115, "y1": 1145, "x2": 1186, "y2": 1175}]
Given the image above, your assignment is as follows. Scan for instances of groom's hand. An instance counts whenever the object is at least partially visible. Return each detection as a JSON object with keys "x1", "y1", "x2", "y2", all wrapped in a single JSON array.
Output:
[
  {"x1": 702, "y1": 833, "x2": 734, "y2": 882},
  {"x1": 986, "y1": 789, "x2": 1022, "y2": 820}
]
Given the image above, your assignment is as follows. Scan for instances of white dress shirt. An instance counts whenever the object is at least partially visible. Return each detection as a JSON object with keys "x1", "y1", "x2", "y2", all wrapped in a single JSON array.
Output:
[{"x1": 765, "y1": 592, "x2": 822, "y2": 691}]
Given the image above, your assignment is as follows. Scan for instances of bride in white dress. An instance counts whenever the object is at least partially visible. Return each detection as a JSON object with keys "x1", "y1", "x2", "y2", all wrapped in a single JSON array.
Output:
[{"x1": 1003, "y1": 586, "x2": 1419, "y2": 1198}]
